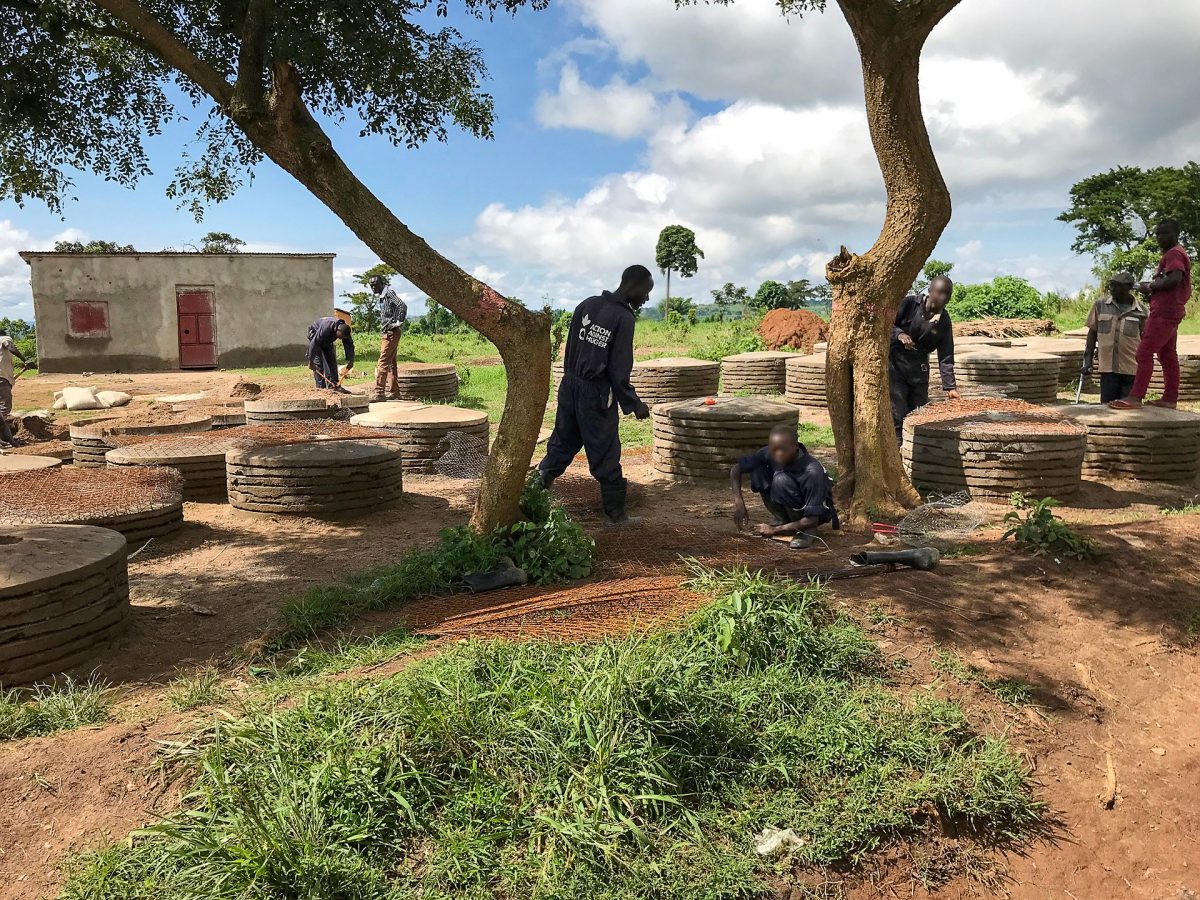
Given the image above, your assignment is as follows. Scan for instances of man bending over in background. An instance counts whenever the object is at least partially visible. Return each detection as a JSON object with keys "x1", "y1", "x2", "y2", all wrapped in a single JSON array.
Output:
[
  {"x1": 890, "y1": 275, "x2": 960, "y2": 446},
  {"x1": 0, "y1": 326, "x2": 28, "y2": 448},
  {"x1": 1110, "y1": 220, "x2": 1193, "y2": 409},
  {"x1": 731, "y1": 425, "x2": 839, "y2": 549},
  {"x1": 307, "y1": 316, "x2": 355, "y2": 393}
]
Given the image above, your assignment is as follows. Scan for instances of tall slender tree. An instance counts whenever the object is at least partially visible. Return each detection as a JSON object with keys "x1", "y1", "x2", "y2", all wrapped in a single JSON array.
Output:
[
  {"x1": 1, "y1": 0, "x2": 550, "y2": 531},
  {"x1": 680, "y1": 0, "x2": 963, "y2": 518},
  {"x1": 655, "y1": 224, "x2": 705, "y2": 314}
]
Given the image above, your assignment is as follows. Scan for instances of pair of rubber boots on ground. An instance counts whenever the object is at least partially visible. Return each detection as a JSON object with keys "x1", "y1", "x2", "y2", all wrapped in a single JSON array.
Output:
[{"x1": 536, "y1": 472, "x2": 638, "y2": 527}]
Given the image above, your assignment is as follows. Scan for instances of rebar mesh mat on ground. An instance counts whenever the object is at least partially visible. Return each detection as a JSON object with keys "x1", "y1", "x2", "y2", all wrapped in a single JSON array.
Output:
[
  {"x1": 895, "y1": 491, "x2": 985, "y2": 549},
  {"x1": 0, "y1": 466, "x2": 183, "y2": 524},
  {"x1": 592, "y1": 521, "x2": 804, "y2": 578},
  {"x1": 906, "y1": 398, "x2": 1083, "y2": 436},
  {"x1": 403, "y1": 576, "x2": 708, "y2": 641},
  {"x1": 5, "y1": 439, "x2": 73, "y2": 457},
  {"x1": 434, "y1": 431, "x2": 490, "y2": 479},
  {"x1": 107, "y1": 421, "x2": 401, "y2": 451}
]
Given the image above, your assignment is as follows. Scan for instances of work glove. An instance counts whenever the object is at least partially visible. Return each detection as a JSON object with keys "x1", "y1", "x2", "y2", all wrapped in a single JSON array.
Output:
[
  {"x1": 634, "y1": 401, "x2": 651, "y2": 420},
  {"x1": 1081, "y1": 363, "x2": 1092, "y2": 376}
]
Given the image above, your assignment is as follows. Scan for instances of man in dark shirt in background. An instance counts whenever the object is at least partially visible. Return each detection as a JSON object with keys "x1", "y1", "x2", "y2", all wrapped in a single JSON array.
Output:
[
  {"x1": 1110, "y1": 219, "x2": 1194, "y2": 409},
  {"x1": 537, "y1": 265, "x2": 654, "y2": 525},
  {"x1": 730, "y1": 425, "x2": 838, "y2": 549},
  {"x1": 307, "y1": 315, "x2": 355, "y2": 393},
  {"x1": 890, "y1": 275, "x2": 960, "y2": 444}
]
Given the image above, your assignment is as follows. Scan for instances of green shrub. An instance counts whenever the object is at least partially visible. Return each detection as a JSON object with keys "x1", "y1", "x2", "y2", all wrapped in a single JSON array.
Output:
[
  {"x1": 949, "y1": 276, "x2": 1049, "y2": 320},
  {"x1": 0, "y1": 677, "x2": 111, "y2": 742},
  {"x1": 688, "y1": 321, "x2": 765, "y2": 361},
  {"x1": 1002, "y1": 493, "x2": 1100, "y2": 561}
]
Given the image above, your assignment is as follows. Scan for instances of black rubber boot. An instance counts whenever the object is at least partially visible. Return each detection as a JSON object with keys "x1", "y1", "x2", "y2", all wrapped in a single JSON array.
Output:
[
  {"x1": 789, "y1": 532, "x2": 816, "y2": 550},
  {"x1": 600, "y1": 479, "x2": 640, "y2": 526},
  {"x1": 462, "y1": 557, "x2": 530, "y2": 593}
]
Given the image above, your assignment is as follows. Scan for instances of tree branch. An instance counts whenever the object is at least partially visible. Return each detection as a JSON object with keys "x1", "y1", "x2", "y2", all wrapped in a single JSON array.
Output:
[
  {"x1": 89, "y1": 0, "x2": 233, "y2": 105},
  {"x1": 2, "y1": 0, "x2": 149, "y2": 48},
  {"x1": 233, "y1": 0, "x2": 274, "y2": 112}
]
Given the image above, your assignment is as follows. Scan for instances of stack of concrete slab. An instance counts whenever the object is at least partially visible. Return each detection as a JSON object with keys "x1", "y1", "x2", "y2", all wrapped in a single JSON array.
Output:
[
  {"x1": 1017, "y1": 338, "x2": 1089, "y2": 387},
  {"x1": 172, "y1": 400, "x2": 247, "y2": 427},
  {"x1": 551, "y1": 360, "x2": 565, "y2": 389},
  {"x1": 0, "y1": 455, "x2": 62, "y2": 472},
  {"x1": 70, "y1": 413, "x2": 213, "y2": 468},
  {"x1": 720, "y1": 351, "x2": 799, "y2": 394},
  {"x1": 784, "y1": 354, "x2": 828, "y2": 408},
  {"x1": 393, "y1": 364, "x2": 459, "y2": 402},
  {"x1": 350, "y1": 405, "x2": 490, "y2": 474},
  {"x1": 903, "y1": 399, "x2": 1087, "y2": 498},
  {"x1": 106, "y1": 434, "x2": 243, "y2": 501},
  {"x1": 226, "y1": 440, "x2": 404, "y2": 515},
  {"x1": 1147, "y1": 338, "x2": 1200, "y2": 401},
  {"x1": 244, "y1": 397, "x2": 336, "y2": 425},
  {"x1": 630, "y1": 358, "x2": 720, "y2": 404},
  {"x1": 652, "y1": 396, "x2": 799, "y2": 483},
  {"x1": 954, "y1": 349, "x2": 1061, "y2": 403},
  {"x1": 0, "y1": 525, "x2": 129, "y2": 685},
  {"x1": 1063, "y1": 405, "x2": 1200, "y2": 483},
  {"x1": 956, "y1": 337, "x2": 1013, "y2": 349}
]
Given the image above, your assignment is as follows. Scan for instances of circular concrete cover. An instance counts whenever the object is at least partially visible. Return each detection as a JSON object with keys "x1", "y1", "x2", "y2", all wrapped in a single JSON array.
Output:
[
  {"x1": 0, "y1": 455, "x2": 63, "y2": 472},
  {"x1": 228, "y1": 440, "x2": 400, "y2": 468},
  {"x1": 351, "y1": 406, "x2": 488, "y2": 428},
  {"x1": 0, "y1": 524, "x2": 127, "y2": 597}
]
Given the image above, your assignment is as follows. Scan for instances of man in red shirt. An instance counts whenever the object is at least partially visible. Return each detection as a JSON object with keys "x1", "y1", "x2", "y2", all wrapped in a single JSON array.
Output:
[{"x1": 1110, "y1": 219, "x2": 1193, "y2": 409}]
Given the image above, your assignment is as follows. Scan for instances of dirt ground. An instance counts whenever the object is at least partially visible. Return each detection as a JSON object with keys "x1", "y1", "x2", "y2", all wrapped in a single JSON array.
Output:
[{"x1": 3, "y1": 372, "x2": 1200, "y2": 899}]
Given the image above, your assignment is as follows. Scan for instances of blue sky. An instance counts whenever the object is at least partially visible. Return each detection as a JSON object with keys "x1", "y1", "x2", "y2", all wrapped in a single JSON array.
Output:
[{"x1": 4, "y1": 0, "x2": 1198, "y2": 321}]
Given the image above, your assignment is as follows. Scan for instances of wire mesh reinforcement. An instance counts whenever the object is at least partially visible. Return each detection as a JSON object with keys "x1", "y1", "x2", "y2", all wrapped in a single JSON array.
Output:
[
  {"x1": 0, "y1": 466, "x2": 184, "y2": 525},
  {"x1": 904, "y1": 397, "x2": 1083, "y2": 436},
  {"x1": 895, "y1": 491, "x2": 984, "y2": 549},
  {"x1": 433, "y1": 431, "x2": 490, "y2": 479},
  {"x1": 403, "y1": 576, "x2": 709, "y2": 641},
  {"x1": 105, "y1": 420, "x2": 402, "y2": 451}
]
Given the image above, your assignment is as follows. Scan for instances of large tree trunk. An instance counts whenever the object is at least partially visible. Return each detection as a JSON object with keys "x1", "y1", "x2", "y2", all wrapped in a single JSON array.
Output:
[{"x1": 825, "y1": 0, "x2": 959, "y2": 521}]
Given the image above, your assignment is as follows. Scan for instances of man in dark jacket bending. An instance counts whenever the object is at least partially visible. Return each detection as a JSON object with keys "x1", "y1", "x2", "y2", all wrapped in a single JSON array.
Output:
[
  {"x1": 890, "y1": 275, "x2": 960, "y2": 445},
  {"x1": 538, "y1": 265, "x2": 654, "y2": 524}
]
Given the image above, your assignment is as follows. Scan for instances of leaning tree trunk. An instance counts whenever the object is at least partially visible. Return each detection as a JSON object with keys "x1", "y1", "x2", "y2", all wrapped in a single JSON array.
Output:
[
  {"x1": 825, "y1": 0, "x2": 958, "y2": 521},
  {"x1": 91, "y1": 0, "x2": 553, "y2": 532},
  {"x1": 249, "y1": 91, "x2": 550, "y2": 533}
]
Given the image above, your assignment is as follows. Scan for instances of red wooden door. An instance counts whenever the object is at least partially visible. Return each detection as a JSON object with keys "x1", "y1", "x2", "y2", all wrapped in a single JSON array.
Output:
[{"x1": 176, "y1": 290, "x2": 217, "y2": 368}]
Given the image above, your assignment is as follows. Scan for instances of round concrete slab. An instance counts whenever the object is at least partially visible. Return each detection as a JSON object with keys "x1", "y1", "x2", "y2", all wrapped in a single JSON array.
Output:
[{"x1": 0, "y1": 455, "x2": 63, "y2": 472}]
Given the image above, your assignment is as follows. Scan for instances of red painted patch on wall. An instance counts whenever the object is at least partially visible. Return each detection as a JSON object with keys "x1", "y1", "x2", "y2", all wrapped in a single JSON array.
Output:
[{"x1": 66, "y1": 300, "x2": 110, "y2": 338}]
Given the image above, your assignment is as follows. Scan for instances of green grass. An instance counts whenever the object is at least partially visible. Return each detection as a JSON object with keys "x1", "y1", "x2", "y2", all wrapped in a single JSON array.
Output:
[
  {"x1": 249, "y1": 630, "x2": 428, "y2": 701},
  {"x1": 166, "y1": 666, "x2": 231, "y2": 712},
  {"x1": 0, "y1": 677, "x2": 112, "y2": 742},
  {"x1": 62, "y1": 566, "x2": 1041, "y2": 900},
  {"x1": 931, "y1": 650, "x2": 1037, "y2": 708},
  {"x1": 1160, "y1": 499, "x2": 1200, "y2": 516}
]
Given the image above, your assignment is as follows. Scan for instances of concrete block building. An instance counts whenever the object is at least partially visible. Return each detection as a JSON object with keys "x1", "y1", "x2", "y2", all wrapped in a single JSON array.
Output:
[{"x1": 20, "y1": 252, "x2": 336, "y2": 373}]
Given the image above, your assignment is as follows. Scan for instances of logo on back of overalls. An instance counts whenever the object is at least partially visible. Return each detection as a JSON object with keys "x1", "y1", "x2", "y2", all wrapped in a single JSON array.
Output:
[{"x1": 580, "y1": 314, "x2": 612, "y2": 349}]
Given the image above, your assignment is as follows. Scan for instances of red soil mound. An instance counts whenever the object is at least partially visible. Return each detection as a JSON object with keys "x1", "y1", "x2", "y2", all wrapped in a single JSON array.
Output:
[{"x1": 757, "y1": 308, "x2": 828, "y2": 352}]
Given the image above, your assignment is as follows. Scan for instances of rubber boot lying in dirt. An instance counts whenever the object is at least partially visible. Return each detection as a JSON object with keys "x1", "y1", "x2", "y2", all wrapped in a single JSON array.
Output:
[
  {"x1": 600, "y1": 478, "x2": 640, "y2": 527},
  {"x1": 462, "y1": 556, "x2": 529, "y2": 593},
  {"x1": 849, "y1": 547, "x2": 940, "y2": 571},
  {"x1": 789, "y1": 532, "x2": 816, "y2": 549}
]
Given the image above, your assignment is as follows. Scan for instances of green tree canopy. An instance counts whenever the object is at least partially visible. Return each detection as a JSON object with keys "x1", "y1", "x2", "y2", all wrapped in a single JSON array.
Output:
[
  {"x1": 710, "y1": 282, "x2": 749, "y2": 320},
  {"x1": 751, "y1": 280, "x2": 791, "y2": 312},
  {"x1": 784, "y1": 278, "x2": 833, "y2": 307},
  {"x1": 914, "y1": 259, "x2": 954, "y2": 293},
  {"x1": 655, "y1": 225, "x2": 704, "y2": 280},
  {"x1": 52, "y1": 239, "x2": 135, "y2": 253},
  {"x1": 199, "y1": 231, "x2": 245, "y2": 253},
  {"x1": 948, "y1": 276, "x2": 1048, "y2": 321},
  {"x1": 1058, "y1": 164, "x2": 1200, "y2": 279}
]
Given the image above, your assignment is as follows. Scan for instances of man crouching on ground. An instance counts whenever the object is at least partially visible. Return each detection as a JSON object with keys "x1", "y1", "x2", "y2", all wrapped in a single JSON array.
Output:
[{"x1": 730, "y1": 425, "x2": 839, "y2": 549}]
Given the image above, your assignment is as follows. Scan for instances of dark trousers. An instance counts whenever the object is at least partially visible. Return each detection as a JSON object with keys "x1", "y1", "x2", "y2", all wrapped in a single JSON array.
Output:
[
  {"x1": 1099, "y1": 372, "x2": 1135, "y2": 404},
  {"x1": 0, "y1": 379, "x2": 13, "y2": 444},
  {"x1": 539, "y1": 374, "x2": 623, "y2": 486},
  {"x1": 755, "y1": 470, "x2": 837, "y2": 531},
  {"x1": 310, "y1": 342, "x2": 338, "y2": 389},
  {"x1": 889, "y1": 353, "x2": 930, "y2": 446}
]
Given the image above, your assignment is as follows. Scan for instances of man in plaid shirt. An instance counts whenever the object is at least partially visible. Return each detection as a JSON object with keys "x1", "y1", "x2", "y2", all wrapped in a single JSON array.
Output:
[{"x1": 369, "y1": 274, "x2": 408, "y2": 401}]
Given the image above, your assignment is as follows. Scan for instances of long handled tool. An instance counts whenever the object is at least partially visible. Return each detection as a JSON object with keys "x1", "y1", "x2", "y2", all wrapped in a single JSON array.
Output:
[{"x1": 1074, "y1": 370, "x2": 1086, "y2": 404}]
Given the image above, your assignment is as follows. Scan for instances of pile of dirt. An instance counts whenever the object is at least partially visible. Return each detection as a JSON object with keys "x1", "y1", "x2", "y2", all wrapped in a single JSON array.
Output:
[
  {"x1": 228, "y1": 379, "x2": 263, "y2": 399},
  {"x1": 14, "y1": 414, "x2": 69, "y2": 442},
  {"x1": 757, "y1": 308, "x2": 828, "y2": 352}
]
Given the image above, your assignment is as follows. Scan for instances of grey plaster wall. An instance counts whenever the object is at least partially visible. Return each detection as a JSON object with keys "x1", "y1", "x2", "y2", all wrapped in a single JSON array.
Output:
[{"x1": 21, "y1": 253, "x2": 335, "y2": 373}]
